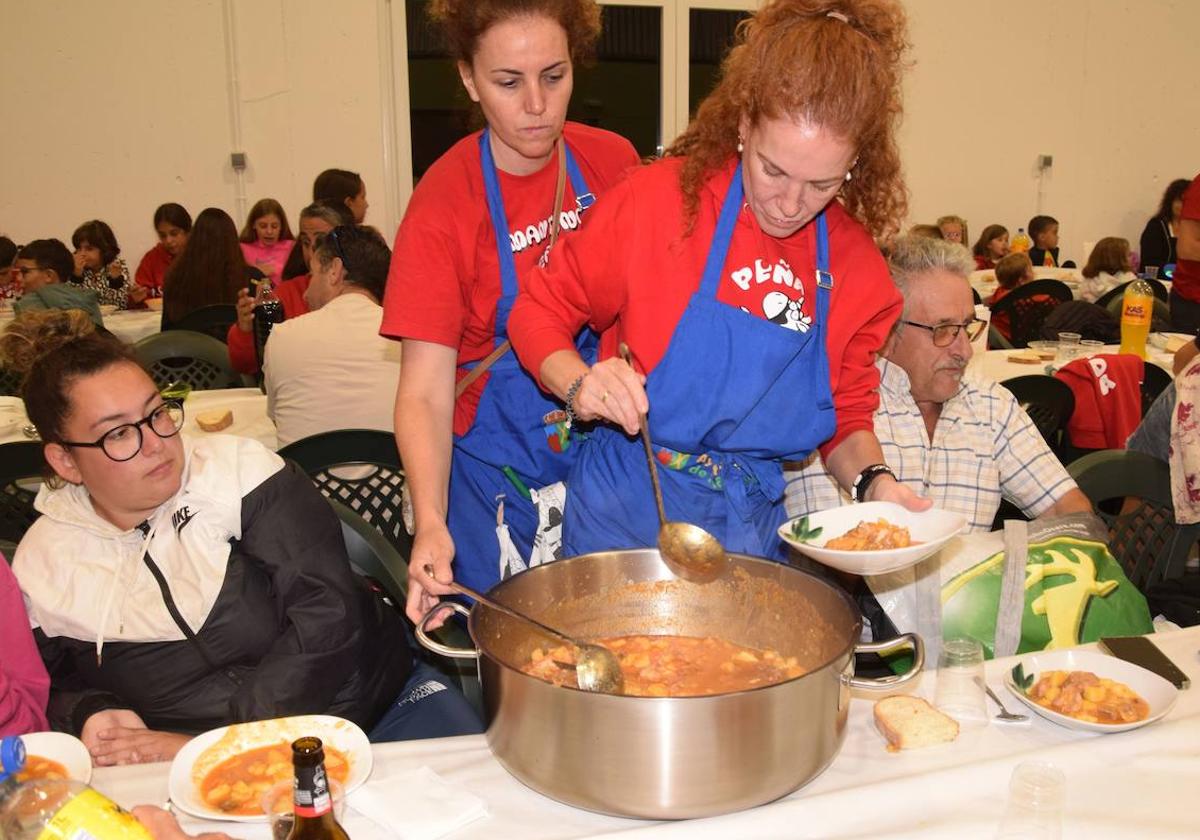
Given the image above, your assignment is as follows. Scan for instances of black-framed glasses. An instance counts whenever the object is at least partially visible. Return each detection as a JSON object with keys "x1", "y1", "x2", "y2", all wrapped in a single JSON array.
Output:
[
  {"x1": 325, "y1": 226, "x2": 352, "y2": 273},
  {"x1": 59, "y1": 400, "x2": 185, "y2": 462},
  {"x1": 901, "y1": 318, "x2": 987, "y2": 347}
]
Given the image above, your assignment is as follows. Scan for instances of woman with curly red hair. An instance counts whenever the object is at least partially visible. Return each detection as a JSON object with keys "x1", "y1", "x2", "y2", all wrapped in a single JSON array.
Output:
[
  {"x1": 507, "y1": 0, "x2": 928, "y2": 558},
  {"x1": 384, "y1": 0, "x2": 639, "y2": 621}
]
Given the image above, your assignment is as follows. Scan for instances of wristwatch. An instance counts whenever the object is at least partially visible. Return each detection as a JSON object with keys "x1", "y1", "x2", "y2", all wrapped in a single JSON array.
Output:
[{"x1": 852, "y1": 464, "x2": 896, "y2": 503}]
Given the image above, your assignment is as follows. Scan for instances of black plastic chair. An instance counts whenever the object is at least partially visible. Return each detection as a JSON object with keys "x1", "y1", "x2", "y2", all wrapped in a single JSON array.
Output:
[
  {"x1": 279, "y1": 429, "x2": 410, "y2": 555},
  {"x1": 1140, "y1": 364, "x2": 1172, "y2": 417},
  {"x1": 972, "y1": 287, "x2": 982, "y2": 306},
  {"x1": 987, "y1": 324, "x2": 1014, "y2": 350},
  {"x1": 988, "y1": 280, "x2": 1073, "y2": 348},
  {"x1": 170, "y1": 304, "x2": 238, "y2": 344},
  {"x1": 1068, "y1": 449, "x2": 1200, "y2": 590},
  {"x1": 1000, "y1": 374, "x2": 1075, "y2": 458},
  {"x1": 0, "y1": 441, "x2": 45, "y2": 546},
  {"x1": 329, "y1": 498, "x2": 483, "y2": 716},
  {"x1": 133, "y1": 330, "x2": 242, "y2": 391},
  {"x1": 1095, "y1": 278, "x2": 1169, "y2": 310},
  {"x1": 0, "y1": 367, "x2": 21, "y2": 398}
]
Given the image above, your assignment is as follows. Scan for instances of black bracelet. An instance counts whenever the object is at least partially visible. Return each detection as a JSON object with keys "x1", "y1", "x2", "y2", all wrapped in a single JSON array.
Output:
[
  {"x1": 564, "y1": 374, "x2": 586, "y2": 427},
  {"x1": 852, "y1": 464, "x2": 896, "y2": 503}
]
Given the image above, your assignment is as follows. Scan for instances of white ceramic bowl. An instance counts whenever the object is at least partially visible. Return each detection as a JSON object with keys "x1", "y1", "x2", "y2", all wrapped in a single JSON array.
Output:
[
  {"x1": 18, "y1": 732, "x2": 92, "y2": 783},
  {"x1": 1004, "y1": 648, "x2": 1179, "y2": 733},
  {"x1": 778, "y1": 501, "x2": 966, "y2": 575},
  {"x1": 168, "y1": 715, "x2": 371, "y2": 822}
]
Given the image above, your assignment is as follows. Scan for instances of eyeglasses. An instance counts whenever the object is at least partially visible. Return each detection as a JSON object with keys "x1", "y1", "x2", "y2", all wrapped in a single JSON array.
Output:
[
  {"x1": 325, "y1": 226, "x2": 352, "y2": 274},
  {"x1": 59, "y1": 400, "x2": 185, "y2": 462},
  {"x1": 901, "y1": 318, "x2": 987, "y2": 347},
  {"x1": 15, "y1": 266, "x2": 44, "y2": 277}
]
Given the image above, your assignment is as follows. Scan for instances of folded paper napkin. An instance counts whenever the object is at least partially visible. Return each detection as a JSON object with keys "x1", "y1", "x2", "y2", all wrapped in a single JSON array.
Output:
[{"x1": 348, "y1": 766, "x2": 488, "y2": 840}]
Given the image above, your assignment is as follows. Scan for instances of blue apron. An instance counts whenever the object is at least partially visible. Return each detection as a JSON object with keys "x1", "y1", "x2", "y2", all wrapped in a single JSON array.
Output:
[
  {"x1": 447, "y1": 129, "x2": 598, "y2": 593},
  {"x1": 564, "y1": 162, "x2": 837, "y2": 560}
]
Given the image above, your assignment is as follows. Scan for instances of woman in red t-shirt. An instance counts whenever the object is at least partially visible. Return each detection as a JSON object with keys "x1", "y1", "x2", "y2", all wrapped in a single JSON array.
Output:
[
  {"x1": 134, "y1": 203, "x2": 192, "y2": 297},
  {"x1": 383, "y1": 0, "x2": 639, "y2": 620},
  {"x1": 507, "y1": 0, "x2": 929, "y2": 560}
]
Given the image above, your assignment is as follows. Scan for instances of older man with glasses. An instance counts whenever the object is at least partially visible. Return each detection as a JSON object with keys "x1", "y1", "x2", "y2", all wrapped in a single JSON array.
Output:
[{"x1": 787, "y1": 235, "x2": 1090, "y2": 533}]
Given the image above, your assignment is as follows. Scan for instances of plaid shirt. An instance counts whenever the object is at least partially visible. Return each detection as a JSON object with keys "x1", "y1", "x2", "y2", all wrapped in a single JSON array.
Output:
[{"x1": 785, "y1": 358, "x2": 1077, "y2": 532}]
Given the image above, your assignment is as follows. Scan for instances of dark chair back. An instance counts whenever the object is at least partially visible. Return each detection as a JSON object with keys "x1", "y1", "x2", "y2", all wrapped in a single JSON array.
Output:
[
  {"x1": 328, "y1": 498, "x2": 482, "y2": 716},
  {"x1": 170, "y1": 304, "x2": 238, "y2": 344},
  {"x1": 1068, "y1": 449, "x2": 1200, "y2": 590},
  {"x1": 972, "y1": 287, "x2": 982, "y2": 306},
  {"x1": 0, "y1": 367, "x2": 21, "y2": 398},
  {"x1": 1094, "y1": 278, "x2": 1169, "y2": 310},
  {"x1": 1000, "y1": 375, "x2": 1075, "y2": 458},
  {"x1": 133, "y1": 330, "x2": 242, "y2": 391},
  {"x1": 989, "y1": 279, "x2": 1073, "y2": 348},
  {"x1": 1141, "y1": 364, "x2": 1172, "y2": 417},
  {"x1": 0, "y1": 441, "x2": 46, "y2": 546},
  {"x1": 279, "y1": 429, "x2": 410, "y2": 555}
]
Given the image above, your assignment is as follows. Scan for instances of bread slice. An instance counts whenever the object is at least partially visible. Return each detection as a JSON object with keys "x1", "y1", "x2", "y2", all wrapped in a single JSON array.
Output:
[
  {"x1": 873, "y1": 695, "x2": 959, "y2": 753},
  {"x1": 195, "y1": 408, "x2": 233, "y2": 432},
  {"x1": 1006, "y1": 351, "x2": 1041, "y2": 365}
]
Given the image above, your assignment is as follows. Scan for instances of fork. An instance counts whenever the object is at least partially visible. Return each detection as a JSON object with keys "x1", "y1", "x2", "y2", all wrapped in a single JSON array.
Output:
[{"x1": 975, "y1": 676, "x2": 1028, "y2": 722}]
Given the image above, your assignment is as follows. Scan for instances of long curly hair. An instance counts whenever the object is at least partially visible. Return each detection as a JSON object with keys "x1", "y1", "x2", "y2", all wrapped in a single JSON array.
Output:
[{"x1": 667, "y1": 0, "x2": 910, "y2": 240}]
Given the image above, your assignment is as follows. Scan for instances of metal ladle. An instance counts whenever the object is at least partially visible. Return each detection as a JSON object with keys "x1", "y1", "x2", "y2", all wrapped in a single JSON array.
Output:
[
  {"x1": 422, "y1": 564, "x2": 624, "y2": 695},
  {"x1": 618, "y1": 343, "x2": 729, "y2": 584}
]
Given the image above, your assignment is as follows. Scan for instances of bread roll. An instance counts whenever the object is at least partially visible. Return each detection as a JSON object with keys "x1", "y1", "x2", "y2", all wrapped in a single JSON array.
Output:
[
  {"x1": 195, "y1": 408, "x2": 233, "y2": 432},
  {"x1": 873, "y1": 696, "x2": 959, "y2": 753}
]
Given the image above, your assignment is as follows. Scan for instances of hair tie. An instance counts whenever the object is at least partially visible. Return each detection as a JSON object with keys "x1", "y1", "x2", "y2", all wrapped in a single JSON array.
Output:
[{"x1": 826, "y1": 10, "x2": 850, "y2": 23}]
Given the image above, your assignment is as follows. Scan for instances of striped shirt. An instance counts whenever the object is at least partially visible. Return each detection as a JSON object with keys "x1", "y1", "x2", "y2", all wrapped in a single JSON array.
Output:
[{"x1": 785, "y1": 358, "x2": 1077, "y2": 532}]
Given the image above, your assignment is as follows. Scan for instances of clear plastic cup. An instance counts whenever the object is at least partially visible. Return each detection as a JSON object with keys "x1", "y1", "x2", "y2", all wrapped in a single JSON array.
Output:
[
  {"x1": 263, "y1": 779, "x2": 345, "y2": 840},
  {"x1": 997, "y1": 760, "x2": 1065, "y2": 838},
  {"x1": 934, "y1": 637, "x2": 987, "y2": 726},
  {"x1": 1080, "y1": 339, "x2": 1104, "y2": 356},
  {"x1": 1055, "y1": 332, "x2": 1082, "y2": 364}
]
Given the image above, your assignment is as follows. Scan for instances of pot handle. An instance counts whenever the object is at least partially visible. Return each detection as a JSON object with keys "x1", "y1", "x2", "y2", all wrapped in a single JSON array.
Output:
[
  {"x1": 415, "y1": 602, "x2": 479, "y2": 660},
  {"x1": 846, "y1": 632, "x2": 925, "y2": 690}
]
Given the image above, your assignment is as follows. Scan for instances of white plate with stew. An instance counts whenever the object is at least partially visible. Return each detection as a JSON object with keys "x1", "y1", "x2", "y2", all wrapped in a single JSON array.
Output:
[
  {"x1": 16, "y1": 732, "x2": 92, "y2": 784},
  {"x1": 778, "y1": 502, "x2": 966, "y2": 575},
  {"x1": 1004, "y1": 649, "x2": 1179, "y2": 733},
  {"x1": 168, "y1": 715, "x2": 371, "y2": 822}
]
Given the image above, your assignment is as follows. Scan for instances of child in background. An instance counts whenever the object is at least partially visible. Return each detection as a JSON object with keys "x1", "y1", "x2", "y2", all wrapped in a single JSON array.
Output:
[
  {"x1": 135, "y1": 203, "x2": 192, "y2": 297},
  {"x1": 1078, "y1": 237, "x2": 1136, "y2": 303},
  {"x1": 0, "y1": 237, "x2": 18, "y2": 302},
  {"x1": 908, "y1": 223, "x2": 944, "y2": 239},
  {"x1": 1027, "y1": 214, "x2": 1061, "y2": 267},
  {"x1": 71, "y1": 220, "x2": 147, "y2": 309},
  {"x1": 239, "y1": 198, "x2": 294, "y2": 284},
  {"x1": 972, "y1": 224, "x2": 1009, "y2": 270},
  {"x1": 937, "y1": 214, "x2": 968, "y2": 245},
  {"x1": 989, "y1": 251, "x2": 1035, "y2": 342}
]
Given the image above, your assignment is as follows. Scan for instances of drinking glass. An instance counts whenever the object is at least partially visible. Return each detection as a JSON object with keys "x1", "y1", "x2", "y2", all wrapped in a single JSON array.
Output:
[
  {"x1": 1142, "y1": 266, "x2": 1160, "y2": 281},
  {"x1": 1079, "y1": 339, "x2": 1104, "y2": 356},
  {"x1": 997, "y1": 761, "x2": 1065, "y2": 839},
  {"x1": 934, "y1": 637, "x2": 987, "y2": 726},
  {"x1": 1055, "y1": 332, "x2": 1082, "y2": 364}
]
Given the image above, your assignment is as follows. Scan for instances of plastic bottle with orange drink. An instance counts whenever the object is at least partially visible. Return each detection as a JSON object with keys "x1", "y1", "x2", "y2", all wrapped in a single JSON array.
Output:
[
  {"x1": 1118, "y1": 278, "x2": 1155, "y2": 359},
  {"x1": 1010, "y1": 228, "x2": 1032, "y2": 254}
]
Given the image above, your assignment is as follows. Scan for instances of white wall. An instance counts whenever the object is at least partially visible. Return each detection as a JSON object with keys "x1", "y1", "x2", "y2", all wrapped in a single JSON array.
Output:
[
  {"x1": 2, "y1": 0, "x2": 1198, "y2": 268},
  {"x1": 1, "y1": 0, "x2": 390, "y2": 268},
  {"x1": 901, "y1": 0, "x2": 1200, "y2": 261}
]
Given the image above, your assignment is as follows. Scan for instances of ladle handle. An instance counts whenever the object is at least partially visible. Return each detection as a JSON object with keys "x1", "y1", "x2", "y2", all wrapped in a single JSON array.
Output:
[
  {"x1": 423, "y1": 564, "x2": 576, "y2": 649},
  {"x1": 619, "y1": 342, "x2": 668, "y2": 529}
]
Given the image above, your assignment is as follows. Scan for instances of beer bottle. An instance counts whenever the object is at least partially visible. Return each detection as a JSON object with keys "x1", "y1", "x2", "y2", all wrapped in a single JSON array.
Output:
[
  {"x1": 285, "y1": 737, "x2": 349, "y2": 840},
  {"x1": 253, "y1": 278, "x2": 286, "y2": 365}
]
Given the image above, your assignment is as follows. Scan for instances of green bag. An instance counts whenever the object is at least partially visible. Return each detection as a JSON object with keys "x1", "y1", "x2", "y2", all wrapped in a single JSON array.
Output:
[{"x1": 870, "y1": 514, "x2": 1153, "y2": 663}]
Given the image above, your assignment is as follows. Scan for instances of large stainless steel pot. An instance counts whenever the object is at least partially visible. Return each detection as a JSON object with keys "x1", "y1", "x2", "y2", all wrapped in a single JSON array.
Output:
[{"x1": 417, "y1": 549, "x2": 922, "y2": 820}]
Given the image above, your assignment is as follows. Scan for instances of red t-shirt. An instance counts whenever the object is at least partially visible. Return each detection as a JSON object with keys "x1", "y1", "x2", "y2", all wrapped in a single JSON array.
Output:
[
  {"x1": 508, "y1": 157, "x2": 902, "y2": 459},
  {"x1": 135, "y1": 243, "x2": 172, "y2": 292},
  {"x1": 380, "y1": 122, "x2": 640, "y2": 434},
  {"x1": 226, "y1": 274, "x2": 312, "y2": 374},
  {"x1": 1173, "y1": 172, "x2": 1200, "y2": 300}
]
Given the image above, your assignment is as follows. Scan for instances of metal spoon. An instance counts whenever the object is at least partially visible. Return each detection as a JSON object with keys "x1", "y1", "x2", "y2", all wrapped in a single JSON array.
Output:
[
  {"x1": 422, "y1": 564, "x2": 624, "y2": 695},
  {"x1": 975, "y1": 677, "x2": 1029, "y2": 722},
  {"x1": 618, "y1": 343, "x2": 729, "y2": 584}
]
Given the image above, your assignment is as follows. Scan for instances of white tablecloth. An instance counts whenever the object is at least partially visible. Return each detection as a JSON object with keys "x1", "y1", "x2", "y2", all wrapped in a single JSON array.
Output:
[
  {"x1": 968, "y1": 344, "x2": 1174, "y2": 385},
  {"x1": 0, "y1": 307, "x2": 161, "y2": 345},
  {"x1": 0, "y1": 389, "x2": 276, "y2": 451},
  {"x1": 92, "y1": 626, "x2": 1200, "y2": 839}
]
